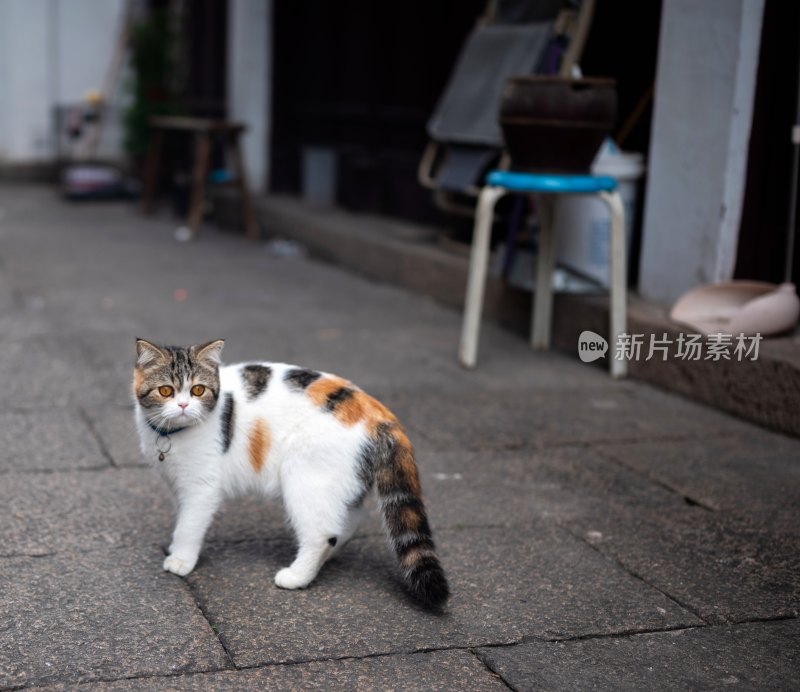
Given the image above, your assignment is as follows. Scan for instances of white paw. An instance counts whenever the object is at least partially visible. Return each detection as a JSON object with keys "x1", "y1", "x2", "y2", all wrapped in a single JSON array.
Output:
[
  {"x1": 163, "y1": 554, "x2": 196, "y2": 577},
  {"x1": 274, "y1": 567, "x2": 311, "y2": 590}
]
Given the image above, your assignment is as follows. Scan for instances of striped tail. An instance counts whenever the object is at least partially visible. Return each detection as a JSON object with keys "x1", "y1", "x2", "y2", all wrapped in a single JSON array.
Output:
[{"x1": 370, "y1": 422, "x2": 449, "y2": 609}]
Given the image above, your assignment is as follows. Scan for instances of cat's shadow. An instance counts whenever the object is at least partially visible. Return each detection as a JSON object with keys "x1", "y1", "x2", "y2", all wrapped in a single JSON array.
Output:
[{"x1": 188, "y1": 535, "x2": 449, "y2": 616}]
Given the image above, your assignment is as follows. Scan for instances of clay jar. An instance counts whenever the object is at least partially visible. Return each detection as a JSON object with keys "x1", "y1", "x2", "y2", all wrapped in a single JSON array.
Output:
[{"x1": 499, "y1": 76, "x2": 617, "y2": 173}]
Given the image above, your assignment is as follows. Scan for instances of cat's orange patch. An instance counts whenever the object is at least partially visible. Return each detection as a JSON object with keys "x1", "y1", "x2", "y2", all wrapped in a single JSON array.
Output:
[
  {"x1": 248, "y1": 418, "x2": 270, "y2": 473},
  {"x1": 306, "y1": 377, "x2": 405, "y2": 445},
  {"x1": 307, "y1": 381, "x2": 414, "y2": 488},
  {"x1": 392, "y1": 425, "x2": 421, "y2": 495},
  {"x1": 334, "y1": 391, "x2": 367, "y2": 426},
  {"x1": 132, "y1": 369, "x2": 144, "y2": 394},
  {"x1": 306, "y1": 376, "x2": 349, "y2": 406},
  {"x1": 307, "y1": 376, "x2": 366, "y2": 427},
  {"x1": 372, "y1": 422, "x2": 421, "y2": 498},
  {"x1": 356, "y1": 394, "x2": 398, "y2": 439}
]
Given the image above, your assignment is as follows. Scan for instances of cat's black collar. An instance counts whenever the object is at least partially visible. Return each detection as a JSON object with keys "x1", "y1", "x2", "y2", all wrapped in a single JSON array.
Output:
[{"x1": 147, "y1": 420, "x2": 189, "y2": 437}]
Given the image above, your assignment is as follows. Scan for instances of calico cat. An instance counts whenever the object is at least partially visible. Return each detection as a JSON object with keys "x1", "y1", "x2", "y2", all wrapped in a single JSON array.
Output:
[{"x1": 132, "y1": 338, "x2": 449, "y2": 609}]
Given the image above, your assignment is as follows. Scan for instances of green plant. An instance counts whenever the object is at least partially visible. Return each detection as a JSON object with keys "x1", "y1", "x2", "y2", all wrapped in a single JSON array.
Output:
[{"x1": 123, "y1": 10, "x2": 178, "y2": 156}]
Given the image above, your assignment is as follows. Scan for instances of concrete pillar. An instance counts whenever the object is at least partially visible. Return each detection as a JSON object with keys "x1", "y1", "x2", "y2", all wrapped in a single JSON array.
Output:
[
  {"x1": 227, "y1": 0, "x2": 272, "y2": 193},
  {"x1": 638, "y1": 0, "x2": 765, "y2": 304}
]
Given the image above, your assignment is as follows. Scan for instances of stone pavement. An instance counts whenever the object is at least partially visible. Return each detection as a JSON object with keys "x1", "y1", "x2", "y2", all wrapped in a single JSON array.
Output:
[{"x1": 0, "y1": 186, "x2": 797, "y2": 690}]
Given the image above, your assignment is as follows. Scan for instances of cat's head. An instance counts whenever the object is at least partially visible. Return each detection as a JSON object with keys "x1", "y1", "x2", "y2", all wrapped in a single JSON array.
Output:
[{"x1": 133, "y1": 338, "x2": 224, "y2": 431}]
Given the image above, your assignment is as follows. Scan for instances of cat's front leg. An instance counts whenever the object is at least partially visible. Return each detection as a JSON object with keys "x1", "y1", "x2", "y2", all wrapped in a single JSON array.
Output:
[{"x1": 163, "y1": 488, "x2": 221, "y2": 577}]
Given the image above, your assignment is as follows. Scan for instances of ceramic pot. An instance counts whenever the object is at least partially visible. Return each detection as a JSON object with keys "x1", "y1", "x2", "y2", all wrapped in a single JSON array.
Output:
[{"x1": 499, "y1": 76, "x2": 617, "y2": 173}]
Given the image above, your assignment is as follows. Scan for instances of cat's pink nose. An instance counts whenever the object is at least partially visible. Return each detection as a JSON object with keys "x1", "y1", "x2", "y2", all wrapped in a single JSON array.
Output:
[{"x1": 178, "y1": 402, "x2": 189, "y2": 410}]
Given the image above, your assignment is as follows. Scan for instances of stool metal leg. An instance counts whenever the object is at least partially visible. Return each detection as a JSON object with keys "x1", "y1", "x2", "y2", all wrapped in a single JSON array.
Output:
[
  {"x1": 532, "y1": 194, "x2": 557, "y2": 350},
  {"x1": 459, "y1": 186, "x2": 507, "y2": 368},
  {"x1": 600, "y1": 190, "x2": 627, "y2": 378}
]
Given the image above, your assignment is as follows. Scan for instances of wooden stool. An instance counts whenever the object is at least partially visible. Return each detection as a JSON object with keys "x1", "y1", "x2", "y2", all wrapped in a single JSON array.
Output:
[{"x1": 140, "y1": 116, "x2": 259, "y2": 241}]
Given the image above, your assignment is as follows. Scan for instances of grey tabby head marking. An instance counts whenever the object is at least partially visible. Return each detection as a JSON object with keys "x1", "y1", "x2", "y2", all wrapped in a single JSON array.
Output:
[{"x1": 133, "y1": 339, "x2": 224, "y2": 424}]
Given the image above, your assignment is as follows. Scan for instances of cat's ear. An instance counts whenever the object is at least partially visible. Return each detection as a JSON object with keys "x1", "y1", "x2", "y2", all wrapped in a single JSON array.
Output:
[
  {"x1": 193, "y1": 339, "x2": 225, "y2": 366},
  {"x1": 135, "y1": 338, "x2": 167, "y2": 368}
]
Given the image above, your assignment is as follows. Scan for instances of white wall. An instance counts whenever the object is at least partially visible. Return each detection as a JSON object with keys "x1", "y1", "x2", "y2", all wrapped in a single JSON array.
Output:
[
  {"x1": 638, "y1": 0, "x2": 765, "y2": 304},
  {"x1": 0, "y1": 0, "x2": 127, "y2": 163},
  {"x1": 0, "y1": 0, "x2": 51, "y2": 161},
  {"x1": 227, "y1": 0, "x2": 272, "y2": 193}
]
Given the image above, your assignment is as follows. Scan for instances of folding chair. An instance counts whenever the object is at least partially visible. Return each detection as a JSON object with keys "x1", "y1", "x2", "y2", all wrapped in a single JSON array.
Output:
[{"x1": 417, "y1": 0, "x2": 595, "y2": 213}]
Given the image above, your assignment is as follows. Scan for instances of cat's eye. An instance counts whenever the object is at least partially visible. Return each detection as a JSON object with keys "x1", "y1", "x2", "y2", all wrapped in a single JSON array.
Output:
[
  {"x1": 158, "y1": 385, "x2": 174, "y2": 397},
  {"x1": 191, "y1": 384, "x2": 206, "y2": 397}
]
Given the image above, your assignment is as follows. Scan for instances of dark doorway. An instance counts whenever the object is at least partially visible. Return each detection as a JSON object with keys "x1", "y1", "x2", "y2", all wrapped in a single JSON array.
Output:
[
  {"x1": 269, "y1": 0, "x2": 485, "y2": 224},
  {"x1": 269, "y1": 0, "x2": 662, "y2": 242},
  {"x1": 736, "y1": 0, "x2": 800, "y2": 286},
  {"x1": 181, "y1": 0, "x2": 229, "y2": 119}
]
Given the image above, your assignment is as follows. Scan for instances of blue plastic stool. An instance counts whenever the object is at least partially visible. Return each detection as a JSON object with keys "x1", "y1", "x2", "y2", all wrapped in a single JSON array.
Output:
[{"x1": 458, "y1": 170, "x2": 628, "y2": 377}]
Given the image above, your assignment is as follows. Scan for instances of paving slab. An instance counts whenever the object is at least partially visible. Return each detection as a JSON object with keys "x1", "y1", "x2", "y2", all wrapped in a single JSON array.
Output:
[
  {"x1": 418, "y1": 449, "x2": 800, "y2": 625},
  {"x1": 0, "y1": 467, "x2": 172, "y2": 556},
  {"x1": 359, "y1": 445, "x2": 700, "y2": 537},
  {"x1": 1, "y1": 332, "x2": 57, "y2": 397},
  {"x1": 596, "y1": 434, "x2": 800, "y2": 514},
  {"x1": 0, "y1": 467, "x2": 294, "y2": 558},
  {"x1": 38, "y1": 649, "x2": 504, "y2": 691},
  {"x1": 184, "y1": 526, "x2": 700, "y2": 668},
  {"x1": 0, "y1": 409, "x2": 108, "y2": 473},
  {"x1": 387, "y1": 382, "x2": 748, "y2": 453},
  {"x1": 573, "y1": 505, "x2": 800, "y2": 625},
  {"x1": 477, "y1": 619, "x2": 800, "y2": 691},
  {"x1": 85, "y1": 405, "x2": 147, "y2": 467},
  {"x1": 0, "y1": 546, "x2": 229, "y2": 689},
  {"x1": 416, "y1": 448, "x2": 800, "y2": 626},
  {"x1": 0, "y1": 328, "x2": 94, "y2": 408}
]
